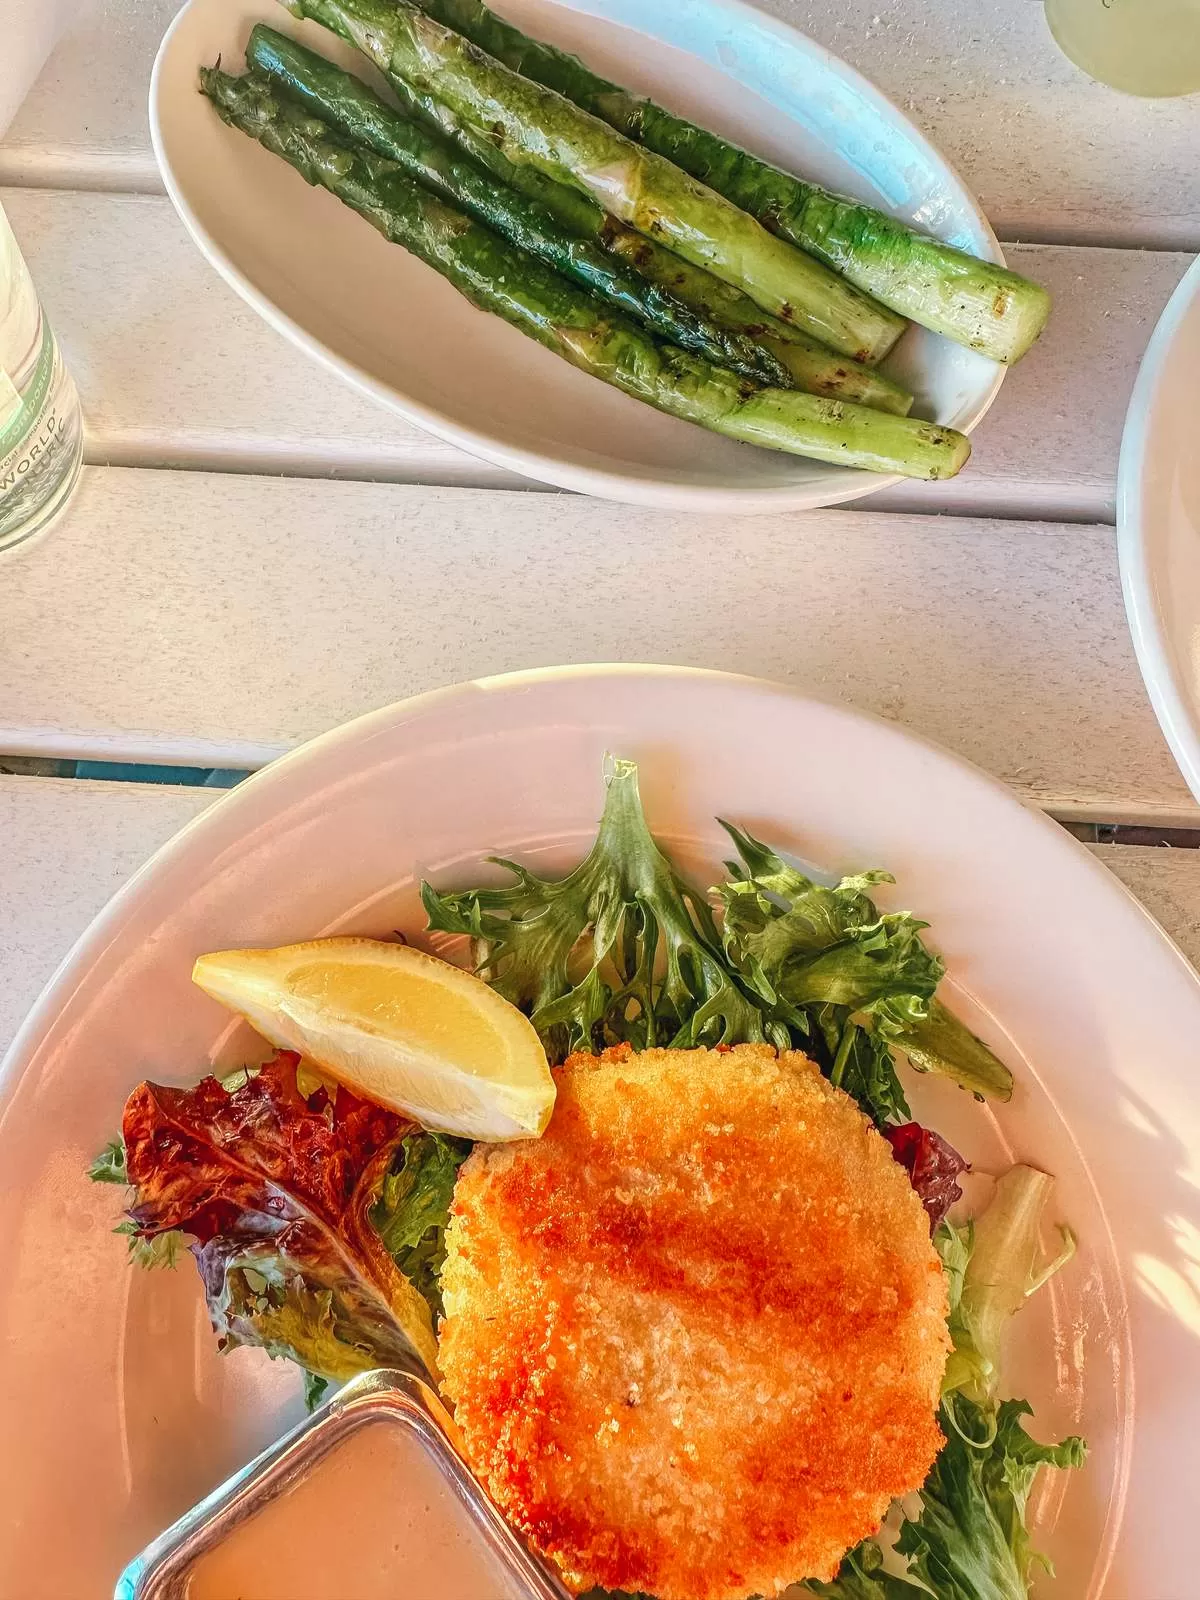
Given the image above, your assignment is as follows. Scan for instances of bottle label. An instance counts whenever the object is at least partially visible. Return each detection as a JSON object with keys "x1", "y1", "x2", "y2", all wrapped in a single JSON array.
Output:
[{"x1": 0, "y1": 316, "x2": 60, "y2": 496}]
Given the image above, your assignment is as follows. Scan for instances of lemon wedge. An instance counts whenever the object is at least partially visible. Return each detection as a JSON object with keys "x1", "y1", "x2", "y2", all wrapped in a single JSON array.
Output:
[{"x1": 192, "y1": 937, "x2": 555, "y2": 1141}]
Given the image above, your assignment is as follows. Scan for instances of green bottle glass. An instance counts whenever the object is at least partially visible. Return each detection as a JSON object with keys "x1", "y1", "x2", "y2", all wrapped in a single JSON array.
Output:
[{"x1": 0, "y1": 201, "x2": 83, "y2": 553}]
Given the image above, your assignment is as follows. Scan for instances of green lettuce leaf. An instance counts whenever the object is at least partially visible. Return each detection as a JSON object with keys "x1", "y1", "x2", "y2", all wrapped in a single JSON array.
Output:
[
  {"x1": 423, "y1": 757, "x2": 772, "y2": 1060},
  {"x1": 88, "y1": 1137, "x2": 128, "y2": 1184},
  {"x1": 719, "y1": 828, "x2": 941, "y2": 1015},
  {"x1": 302, "y1": 1368, "x2": 330, "y2": 1412},
  {"x1": 891, "y1": 1165, "x2": 1086, "y2": 1598},
  {"x1": 717, "y1": 824, "x2": 1012, "y2": 1104},
  {"x1": 94, "y1": 1139, "x2": 186, "y2": 1266},
  {"x1": 200, "y1": 1227, "x2": 427, "y2": 1383},
  {"x1": 114, "y1": 1217, "x2": 185, "y2": 1270},
  {"x1": 801, "y1": 1539, "x2": 927, "y2": 1597},
  {"x1": 369, "y1": 1130, "x2": 471, "y2": 1314},
  {"x1": 896, "y1": 1396, "x2": 1085, "y2": 1600},
  {"x1": 881, "y1": 999, "x2": 1016, "y2": 1104},
  {"x1": 806, "y1": 1169, "x2": 1086, "y2": 1600},
  {"x1": 424, "y1": 758, "x2": 1005, "y2": 1136},
  {"x1": 805, "y1": 1003, "x2": 912, "y2": 1128},
  {"x1": 938, "y1": 1166, "x2": 1077, "y2": 1405}
]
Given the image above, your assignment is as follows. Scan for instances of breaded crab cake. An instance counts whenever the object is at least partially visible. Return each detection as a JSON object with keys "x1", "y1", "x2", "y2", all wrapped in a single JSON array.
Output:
[{"x1": 439, "y1": 1043, "x2": 948, "y2": 1600}]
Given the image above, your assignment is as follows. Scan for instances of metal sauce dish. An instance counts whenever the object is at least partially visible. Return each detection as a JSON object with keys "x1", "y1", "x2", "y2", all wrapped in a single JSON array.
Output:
[{"x1": 115, "y1": 1366, "x2": 572, "y2": 1600}]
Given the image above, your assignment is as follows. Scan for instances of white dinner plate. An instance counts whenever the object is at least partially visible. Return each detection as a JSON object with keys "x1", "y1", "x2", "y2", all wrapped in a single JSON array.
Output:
[
  {"x1": 2, "y1": 666, "x2": 1198, "y2": 1598},
  {"x1": 149, "y1": 0, "x2": 1004, "y2": 511},
  {"x1": 1117, "y1": 253, "x2": 1200, "y2": 804}
]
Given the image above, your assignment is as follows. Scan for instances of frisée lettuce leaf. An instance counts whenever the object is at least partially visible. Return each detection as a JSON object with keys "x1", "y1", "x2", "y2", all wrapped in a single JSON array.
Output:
[
  {"x1": 803, "y1": 1002, "x2": 913, "y2": 1130},
  {"x1": 884, "y1": 999, "x2": 1019, "y2": 1108},
  {"x1": 801, "y1": 1539, "x2": 926, "y2": 1597},
  {"x1": 88, "y1": 1137, "x2": 129, "y2": 1184},
  {"x1": 93, "y1": 1138, "x2": 190, "y2": 1266},
  {"x1": 422, "y1": 758, "x2": 1007, "y2": 1142},
  {"x1": 369, "y1": 1129, "x2": 471, "y2": 1315},
  {"x1": 302, "y1": 1368, "x2": 330, "y2": 1411},
  {"x1": 802, "y1": 1399, "x2": 1086, "y2": 1600},
  {"x1": 717, "y1": 824, "x2": 1013, "y2": 1105},
  {"x1": 895, "y1": 1396, "x2": 1086, "y2": 1600},
  {"x1": 423, "y1": 757, "x2": 772, "y2": 1060},
  {"x1": 717, "y1": 826, "x2": 943, "y2": 1014}
]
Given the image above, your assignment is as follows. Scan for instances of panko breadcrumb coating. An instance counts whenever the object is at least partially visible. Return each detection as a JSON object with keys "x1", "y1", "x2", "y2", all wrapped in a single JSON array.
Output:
[{"x1": 438, "y1": 1044, "x2": 948, "y2": 1600}]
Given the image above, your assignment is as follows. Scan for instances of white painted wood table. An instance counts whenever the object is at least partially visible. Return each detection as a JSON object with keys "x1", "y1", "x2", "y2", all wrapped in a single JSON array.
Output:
[{"x1": 2, "y1": 0, "x2": 1200, "y2": 1057}]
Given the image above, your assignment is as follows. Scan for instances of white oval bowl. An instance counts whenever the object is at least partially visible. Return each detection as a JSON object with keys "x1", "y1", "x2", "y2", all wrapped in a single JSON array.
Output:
[
  {"x1": 2, "y1": 666, "x2": 1200, "y2": 1594},
  {"x1": 1117, "y1": 253, "x2": 1200, "y2": 804},
  {"x1": 149, "y1": 0, "x2": 1005, "y2": 511}
]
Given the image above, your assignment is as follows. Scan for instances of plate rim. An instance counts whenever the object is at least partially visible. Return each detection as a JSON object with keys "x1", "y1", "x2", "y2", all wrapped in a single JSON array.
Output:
[
  {"x1": 147, "y1": 0, "x2": 1005, "y2": 513},
  {"x1": 6, "y1": 661, "x2": 1198, "y2": 1113},
  {"x1": 1116, "y1": 252, "x2": 1200, "y2": 806}
]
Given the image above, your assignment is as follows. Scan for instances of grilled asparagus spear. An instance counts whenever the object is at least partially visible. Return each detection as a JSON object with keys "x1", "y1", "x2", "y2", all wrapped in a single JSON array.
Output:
[
  {"x1": 409, "y1": 0, "x2": 1051, "y2": 363},
  {"x1": 282, "y1": 0, "x2": 907, "y2": 364},
  {"x1": 341, "y1": 50, "x2": 912, "y2": 414},
  {"x1": 246, "y1": 25, "x2": 788, "y2": 384},
  {"x1": 200, "y1": 67, "x2": 968, "y2": 478},
  {"x1": 251, "y1": 25, "x2": 911, "y2": 413}
]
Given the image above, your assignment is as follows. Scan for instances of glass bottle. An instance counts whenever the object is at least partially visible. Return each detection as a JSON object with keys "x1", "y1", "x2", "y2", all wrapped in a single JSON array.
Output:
[
  {"x1": 1044, "y1": 0, "x2": 1200, "y2": 96},
  {"x1": 0, "y1": 200, "x2": 83, "y2": 553}
]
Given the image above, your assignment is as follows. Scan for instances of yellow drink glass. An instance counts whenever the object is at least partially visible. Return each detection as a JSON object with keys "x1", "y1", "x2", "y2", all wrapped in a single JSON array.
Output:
[{"x1": 1045, "y1": 0, "x2": 1200, "y2": 96}]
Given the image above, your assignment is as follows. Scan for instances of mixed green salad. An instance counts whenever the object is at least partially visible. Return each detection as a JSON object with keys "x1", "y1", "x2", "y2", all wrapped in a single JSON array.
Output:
[{"x1": 93, "y1": 759, "x2": 1084, "y2": 1598}]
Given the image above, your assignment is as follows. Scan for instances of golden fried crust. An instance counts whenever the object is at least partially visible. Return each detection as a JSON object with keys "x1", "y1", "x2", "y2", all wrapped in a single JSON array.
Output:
[{"x1": 438, "y1": 1044, "x2": 949, "y2": 1600}]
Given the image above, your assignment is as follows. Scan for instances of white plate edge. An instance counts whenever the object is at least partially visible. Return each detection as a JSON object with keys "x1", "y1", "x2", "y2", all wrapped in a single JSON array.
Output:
[
  {"x1": 6, "y1": 661, "x2": 1200, "y2": 1116},
  {"x1": 1116, "y1": 251, "x2": 1200, "y2": 805}
]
